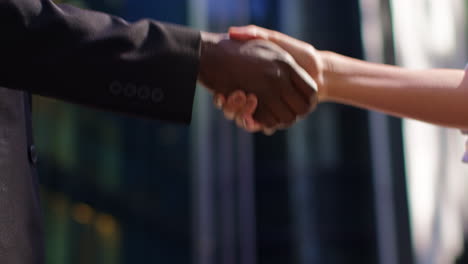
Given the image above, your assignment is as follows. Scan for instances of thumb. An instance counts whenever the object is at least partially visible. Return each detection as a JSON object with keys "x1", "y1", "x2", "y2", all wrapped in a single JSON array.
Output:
[
  {"x1": 230, "y1": 26, "x2": 310, "y2": 66},
  {"x1": 229, "y1": 26, "x2": 269, "y2": 41}
]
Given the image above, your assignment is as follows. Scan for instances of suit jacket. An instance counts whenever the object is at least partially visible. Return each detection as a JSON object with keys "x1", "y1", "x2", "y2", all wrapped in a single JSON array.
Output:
[{"x1": 0, "y1": 0, "x2": 201, "y2": 263}]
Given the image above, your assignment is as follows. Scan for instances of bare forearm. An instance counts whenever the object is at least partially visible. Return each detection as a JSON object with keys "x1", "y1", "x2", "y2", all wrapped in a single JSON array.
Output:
[{"x1": 321, "y1": 51, "x2": 468, "y2": 129}]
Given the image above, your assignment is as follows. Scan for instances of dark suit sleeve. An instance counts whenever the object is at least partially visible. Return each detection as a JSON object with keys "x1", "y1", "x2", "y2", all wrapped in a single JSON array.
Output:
[{"x1": 0, "y1": 0, "x2": 201, "y2": 123}]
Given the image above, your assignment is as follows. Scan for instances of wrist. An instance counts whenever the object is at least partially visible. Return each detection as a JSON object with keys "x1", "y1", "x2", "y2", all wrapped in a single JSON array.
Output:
[
  {"x1": 198, "y1": 32, "x2": 228, "y2": 88},
  {"x1": 316, "y1": 50, "x2": 337, "y2": 102}
]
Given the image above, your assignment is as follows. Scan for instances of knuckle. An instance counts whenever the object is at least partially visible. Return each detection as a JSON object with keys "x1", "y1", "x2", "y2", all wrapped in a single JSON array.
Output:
[
  {"x1": 281, "y1": 122, "x2": 294, "y2": 129},
  {"x1": 297, "y1": 105, "x2": 309, "y2": 116},
  {"x1": 306, "y1": 101, "x2": 317, "y2": 114},
  {"x1": 264, "y1": 64, "x2": 280, "y2": 77},
  {"x1": 297, "y1": 108, "x2": 309, "y2": 117},
  {"x1": 285, "y1": 114, "x2": 296, "y2": 124},
  {"x1": 233, "y1": 90, "x2": 245, "y2": 96},
  {"x1": 266, "y1": 119, "x2": 277, "y2": 128},
  {"x1": 276, "y1": 53, "x2": 295, "y2": 66},
  {"x1": 278, "y1": 112, "x2": 295, "y2": 125},
  {"x1": 270, "y1": 30, "x2": 281, "y2": 40},
  {"x1": 308, "y1": 96, "x2": 319, "y2": 112},
  {"x1": 304, "y1": 100, "x2": 313, "y2": 111},
  {"x1": 224, "y1": 111, "x2": 235, "y2": 120},
  {"x1": 265, "y1": 65, "x2": 289, "y2": 85},
  {"x1": 286, "y1": 121, "x2": 296, "y2": 127}
]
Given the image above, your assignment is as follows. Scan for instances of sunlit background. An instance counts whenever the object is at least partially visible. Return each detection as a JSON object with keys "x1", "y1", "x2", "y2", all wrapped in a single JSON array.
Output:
[{"x1": 33, "y1": 0, "x2": 468, "y2": 264}]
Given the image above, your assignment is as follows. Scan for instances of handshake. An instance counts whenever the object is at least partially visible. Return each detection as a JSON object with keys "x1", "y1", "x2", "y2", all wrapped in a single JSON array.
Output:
[{"x1": 198, "y1": 25, "x2": 325, "y2": 135}]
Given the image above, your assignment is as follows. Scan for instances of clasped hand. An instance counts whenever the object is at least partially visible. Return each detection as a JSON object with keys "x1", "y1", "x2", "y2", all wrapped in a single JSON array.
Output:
[{"x1": 198, "y1": 26, "x2": 322, "y2": 135}]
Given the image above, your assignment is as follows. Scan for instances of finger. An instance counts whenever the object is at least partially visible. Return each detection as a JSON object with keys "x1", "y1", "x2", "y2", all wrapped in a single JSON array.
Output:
[
  {"x1": 266, "y1": 95, "x2": 296, "y2": 128},
  {"x1": 225, "y1": 93, "x2": 261, "y2": 132},
  {"x1": 268, "y1": 99, "x2": 296, "y2": 127},
  {"x1": 241, "y1": 94, "x2": 258, "y2": 117},
  {"x1": 281, "y1": 88, "x2": 310, "y2": 118},
  {"x1": 286, "y1": 62, "x2": 319, "y2": 112},
  {"x1": 235, "y1": 94, "x2": 264, "y2": 132},
  {"x1": 254, "y1": 101, "x2": 279, "y2": 129},
  {"x1": 243, "y1": 95, "x2": 266, "y2": 132},
  {"x1": 230, "y1": 26, "x2": 297, "y2": 52},
  {"x1": 236, "y1": 115, "x2": 264, "y2": 133},
  {"x1": 213, "y1": 94, "x2": 227, "y2": 109},
  {"x1": 235, "y1": 116, "x2": 244, "y2": 129},
  {"x1": 262, "y1": 128, "x2": 276, "y2": 136},
  {"x1": 230, "y1": 26, "x2": 314, "y2": 68},
  {"x1": 243, "y1": 117, "x2": 264, "y2": 133},
  {"x1": 229, "y1": 25, "x2": 268, "y2": 41},
  {"x1": 235, "y1": 94, "x2": 256, "y2": 128},
  {"x1": 274, "y1": 68, "x2": 312, "y2": 118},
  {"x1": 223, "y1": 91, "x2": 247, "y2": 120},
  {"x1": 235, "y1": 94, "x2": 257, "y2": 121},
  {"x1": 263, "y1": 77, "x2": 299, "y2": 126}
]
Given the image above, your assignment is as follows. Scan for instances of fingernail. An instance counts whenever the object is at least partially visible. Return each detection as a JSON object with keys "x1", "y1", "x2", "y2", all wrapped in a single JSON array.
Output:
[
  {"x1": 225, "y1": 112, "x2": 235, "y2": 121},
  {"x1": 264, "y1": 129, "x2": 274, "y2": 136},
  {"x1": 231, "y1": 27, "x2": 255, "y2": 36},
  {"x1": 216, "y1": 97, "x2": 223, "y2": 109},
  {"x1": 230, "y1": 27, "x2": 243, "y2": 33},
  {"x1": 242, "y1": 118, "x2": 247, "y2": 129}
]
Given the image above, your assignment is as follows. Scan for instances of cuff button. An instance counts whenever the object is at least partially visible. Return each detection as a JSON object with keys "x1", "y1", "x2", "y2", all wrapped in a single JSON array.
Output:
[
  {"x1": 124, "y1": 84, "x2": 137, "y2": 98},
  {"x1": 138, "y1": 86, "x2": 151, "y2": 100},
  {"x1": 109, "y1": 81, "x2": 123, "y2": 95},
  {"x1": 151, "y1": 88, "x2": 164, "y2": 103}
]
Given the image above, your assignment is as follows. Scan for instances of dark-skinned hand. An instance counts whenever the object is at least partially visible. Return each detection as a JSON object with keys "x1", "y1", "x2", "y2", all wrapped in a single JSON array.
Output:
[{"x1": 198, "y1": 32, "x2": 318, "y2": 133}]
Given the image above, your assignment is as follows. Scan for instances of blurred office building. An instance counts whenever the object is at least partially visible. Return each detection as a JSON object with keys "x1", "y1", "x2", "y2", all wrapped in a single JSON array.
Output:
[{"x1": 34, "y1": 0, "x2": 468, "y2": 263}]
